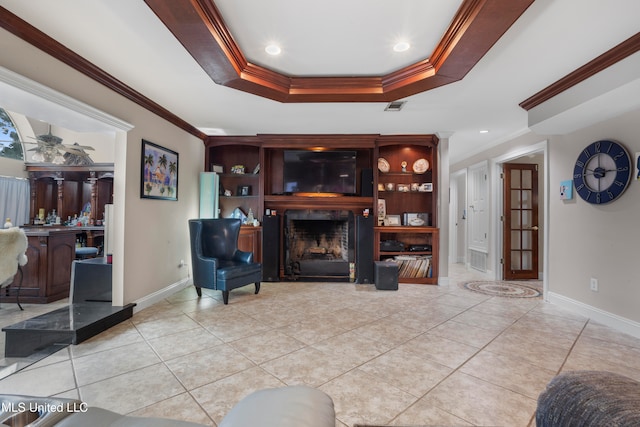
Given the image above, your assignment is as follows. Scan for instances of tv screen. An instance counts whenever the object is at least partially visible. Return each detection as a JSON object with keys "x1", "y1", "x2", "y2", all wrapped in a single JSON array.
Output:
[{"x1": 283, "y1": 150, "x2": 357, "y2": 195}]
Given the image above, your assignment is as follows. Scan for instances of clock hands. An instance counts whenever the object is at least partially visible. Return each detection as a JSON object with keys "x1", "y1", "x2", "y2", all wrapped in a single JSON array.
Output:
[{"x1": 583, "y1": 168, "x2": 617, "y2": 176}]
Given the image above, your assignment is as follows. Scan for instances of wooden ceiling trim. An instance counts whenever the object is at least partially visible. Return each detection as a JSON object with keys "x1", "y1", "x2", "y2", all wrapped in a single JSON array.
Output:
[
  {"x1": 0, "y1": 6, "x2": 205, "y2": 140},
  {"x1": 520, "y1": 32, "x2": 640, "y2": 110},
  {"x1": 145, "y1": 0, "x2": 535, "y2": 103}
]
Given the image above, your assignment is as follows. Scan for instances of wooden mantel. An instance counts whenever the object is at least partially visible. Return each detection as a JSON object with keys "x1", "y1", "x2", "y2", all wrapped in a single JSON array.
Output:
[{"x1": 264, "y1": 195, "x2": 373, "y2": 215}]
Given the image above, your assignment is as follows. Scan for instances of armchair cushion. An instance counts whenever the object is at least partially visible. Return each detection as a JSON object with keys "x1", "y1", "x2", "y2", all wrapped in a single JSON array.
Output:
[{"x1": 200, "y1": 219, "x2": 241, "y2": 260}]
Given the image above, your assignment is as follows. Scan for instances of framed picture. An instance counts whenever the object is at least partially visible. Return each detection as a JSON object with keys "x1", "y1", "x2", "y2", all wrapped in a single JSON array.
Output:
[
  {"x1": 418, "y1": 182, "x2": 433, "y2": 192},
  {"x1": 404, "y1": 212, "x2": 429, "y2": 226},
  {"x1": 237, "y1": 185, "x2": 251, "y2": 196},
  {"x1": 141, "y1": 139, "x2": 179, "y2": 200},
  {"x1": 377, "y1": 199, "x2": 386, "y2": 226},
  {"x1": 384, "y1": 215, "x2": 401, "y2": 226}
]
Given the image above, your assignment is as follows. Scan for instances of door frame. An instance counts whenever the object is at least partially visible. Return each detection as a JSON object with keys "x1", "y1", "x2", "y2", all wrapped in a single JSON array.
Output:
[
  {"x1": 491, "y1": 140, "x2": 549, "y2": 299},
  {"x1": 449, "y1": 169, "x2": 468, "y2": 264},
  {"x1": 503, "y1": 163, "x2": 539, "y2": 280}
]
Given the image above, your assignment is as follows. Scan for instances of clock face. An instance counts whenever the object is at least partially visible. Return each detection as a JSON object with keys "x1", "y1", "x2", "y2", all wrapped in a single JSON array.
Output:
[{"x1": 573, "y1": 140, "x2": 631, "y2": 204}]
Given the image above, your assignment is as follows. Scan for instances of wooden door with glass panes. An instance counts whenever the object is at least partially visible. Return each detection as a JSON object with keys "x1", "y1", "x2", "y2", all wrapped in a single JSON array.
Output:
[{"x1": 503, "y1": 163, "x2": 539, "y2": 280}]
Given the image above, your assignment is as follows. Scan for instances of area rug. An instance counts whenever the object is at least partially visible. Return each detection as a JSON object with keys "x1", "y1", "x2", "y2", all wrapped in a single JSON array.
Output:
[{"x1": 460, "y1": 280, "x2": 542, "y2": 298}]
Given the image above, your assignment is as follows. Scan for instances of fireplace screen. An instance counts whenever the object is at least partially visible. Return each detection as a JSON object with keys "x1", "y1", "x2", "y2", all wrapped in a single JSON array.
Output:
[{"x1": 284, "y1": 210, "x2": 354, "y2": 280}]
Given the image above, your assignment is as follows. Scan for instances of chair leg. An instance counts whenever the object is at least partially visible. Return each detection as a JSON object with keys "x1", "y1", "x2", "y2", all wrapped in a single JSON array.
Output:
[
  {"x1": 16, "y1": 265, "x2": 23, "y2": 311},
  {"x1": 195, "y1": 286, "x2": 202, "y2": 297},
  {"x1": 254, "y1": 282, "x2": 260, "y2": 295},
  {"x1": 222, "y1": 290, "x2": 229, "y2": 305}
]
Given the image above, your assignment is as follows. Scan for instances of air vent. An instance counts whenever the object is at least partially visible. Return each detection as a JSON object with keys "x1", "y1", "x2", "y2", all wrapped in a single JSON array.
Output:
[{"x1": 384, "y1": 100, "x2": 406, "y2": 111}]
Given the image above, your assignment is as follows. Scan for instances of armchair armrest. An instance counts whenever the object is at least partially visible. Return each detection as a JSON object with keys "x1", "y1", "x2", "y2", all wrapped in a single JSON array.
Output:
[
  {"x1": 234, "y1": 250, "x2": 254, "y2": 263},
  {"x1": 192, "y1": 254, "x2": 219, "y2": 288}
]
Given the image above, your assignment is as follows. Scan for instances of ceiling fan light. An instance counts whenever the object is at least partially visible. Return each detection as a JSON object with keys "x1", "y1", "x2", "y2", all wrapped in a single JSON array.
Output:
[
  {"x1": 53, "y1": 152, "x2": 65, "y2": 164},
  {"x1": 32, "y1": 151, "x2": 45, "y2": 162}
]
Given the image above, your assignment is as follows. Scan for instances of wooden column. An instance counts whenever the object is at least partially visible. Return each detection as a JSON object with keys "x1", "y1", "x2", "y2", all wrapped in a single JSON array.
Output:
[
  {"x1": 55, "y1": 176, "x2": 64, "y2": 219},
  {"x1": 89, "y1": 172, "x2": 98, "y2": 223},
  {"x1": 29, "y1": 175, "x2": 37, "y2": 222}
]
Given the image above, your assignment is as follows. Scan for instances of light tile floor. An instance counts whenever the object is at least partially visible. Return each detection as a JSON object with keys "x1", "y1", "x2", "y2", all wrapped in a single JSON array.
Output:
[{"x1": 1, "y1": 264, "x2": 640, "y2": 426}]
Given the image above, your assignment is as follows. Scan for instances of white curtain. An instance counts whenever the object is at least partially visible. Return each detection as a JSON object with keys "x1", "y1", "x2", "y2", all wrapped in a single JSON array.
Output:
[{"x1": 0, "y1": 176, "x2": 30, "y2": 226}]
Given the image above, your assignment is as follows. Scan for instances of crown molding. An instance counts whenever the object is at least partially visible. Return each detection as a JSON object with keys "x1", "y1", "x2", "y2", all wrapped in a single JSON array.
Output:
[
  {"x1": 145, "y1": 0, "x2": 534, "y2": 102},
  {"x1": 520, "y1": 32, "x2": 640, "y2": 111}
]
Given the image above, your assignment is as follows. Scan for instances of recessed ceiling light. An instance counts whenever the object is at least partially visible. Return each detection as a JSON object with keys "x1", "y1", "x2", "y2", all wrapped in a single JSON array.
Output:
[
  {"x1": 479, "y1": 129, "x2": 489, "y2": 134},
  {"x1": 393, "y1": 42, "x2": 410, "y2": 52},
  {"x1": 265, "y1": 44, "x2": 281, "y2": 55}
]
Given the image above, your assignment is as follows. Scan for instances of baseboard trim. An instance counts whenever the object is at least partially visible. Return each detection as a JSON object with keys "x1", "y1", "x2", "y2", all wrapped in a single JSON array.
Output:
[
  {"x1": 438, "y1": 276, "x2": 450, "y2": 286},
  {"x1": 547, "y1": 291, "x2": 640, "y2": 339},
  {"x1": 133, "y1": 278, "x2": 192, "y2": 313}
]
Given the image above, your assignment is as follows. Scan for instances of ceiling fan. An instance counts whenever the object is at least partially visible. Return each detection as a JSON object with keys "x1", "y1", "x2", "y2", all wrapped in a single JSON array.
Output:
[{"x1": 1, "y1": 125, "x2": 95, "y2": 165}]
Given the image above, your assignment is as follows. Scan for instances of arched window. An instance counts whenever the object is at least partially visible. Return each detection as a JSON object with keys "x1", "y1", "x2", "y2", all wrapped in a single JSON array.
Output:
[{"x1": 0, "y1": 108, "x2": 24, "y2": 160}]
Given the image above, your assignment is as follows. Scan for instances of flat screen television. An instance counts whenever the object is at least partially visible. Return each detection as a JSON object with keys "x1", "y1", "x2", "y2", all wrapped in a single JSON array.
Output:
[{"x1": 283, "y1": 150, "x2": 357, "y2": 195}]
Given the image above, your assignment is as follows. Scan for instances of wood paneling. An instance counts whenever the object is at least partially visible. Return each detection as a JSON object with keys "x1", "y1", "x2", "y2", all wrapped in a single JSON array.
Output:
[
  {"x1": 1, "y1": 229, "x2": 76, "y2": 304},
  {"x1": 144, "y1": 0, "x2": 535, "y2": 102}
]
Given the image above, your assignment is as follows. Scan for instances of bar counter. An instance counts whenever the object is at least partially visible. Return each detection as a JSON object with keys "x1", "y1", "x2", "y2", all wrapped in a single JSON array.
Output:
[{"x1": 2, "y1": 227, "x2": 78, "y2": 304}]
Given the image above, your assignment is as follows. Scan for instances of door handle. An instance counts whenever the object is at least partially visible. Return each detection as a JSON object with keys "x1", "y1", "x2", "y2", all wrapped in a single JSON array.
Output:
[{"x1": 528, "y1": 225, "x2": 539, "y2": 231}]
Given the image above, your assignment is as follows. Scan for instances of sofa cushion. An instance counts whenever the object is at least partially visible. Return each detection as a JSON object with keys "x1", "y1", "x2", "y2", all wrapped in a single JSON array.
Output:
[
  {"x1": 219, "y1": 386, "x2": 335, "y2": 427},
  {"x1": 536, "y1": 370, "x2": 640, "y2": 427},
  {"x1": 216, "y1": 261, "x2": 261, "y2": 280}
]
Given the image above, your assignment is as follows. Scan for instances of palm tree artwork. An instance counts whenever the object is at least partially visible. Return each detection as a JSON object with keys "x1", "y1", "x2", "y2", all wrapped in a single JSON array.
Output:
[
  {"x1": 144, "y1": 153, "x2": 154, "y2": 195},
  {"x1": 168, "y1": 161, "x2": 177, "y2": 196},
  {"x1": 141, "y1": 140, "x2": 178, "y2": 200}
]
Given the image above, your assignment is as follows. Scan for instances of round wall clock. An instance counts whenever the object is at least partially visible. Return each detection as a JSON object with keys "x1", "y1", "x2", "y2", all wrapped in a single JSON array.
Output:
[{"x1": 573, "y1": 139, "x2": 632, "y2": 204}]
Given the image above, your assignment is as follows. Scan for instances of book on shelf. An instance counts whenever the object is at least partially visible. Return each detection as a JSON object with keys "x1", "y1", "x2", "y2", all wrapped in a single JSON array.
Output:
[{"x1": 389, "y1": 255, "x2": 432, "y2": 278}]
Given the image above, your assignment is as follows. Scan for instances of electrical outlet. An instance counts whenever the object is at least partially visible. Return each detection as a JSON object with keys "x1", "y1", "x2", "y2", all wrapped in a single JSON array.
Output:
[{"x1": 590, "y1": 277, "x2": 598, "y2": 292}]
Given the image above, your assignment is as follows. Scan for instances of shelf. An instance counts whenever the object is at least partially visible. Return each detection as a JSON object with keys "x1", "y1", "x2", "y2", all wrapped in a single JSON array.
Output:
[
  {"x1": 374, "y1": 225, "x2": 439, "y2": 285},
  {"x1": 220, "y1": 195, "x2": 260, "y2": 199},
  {"x1": 379, "y1": 251, "x2": 433, "y2": 256},
  {"x1": 219, "y1": 173, "x2": 259, "y2": 178},
  {"x1": 378, "y1": 190, "x2": 431, "y2": 194},
  {"x1": 375, "y1": 226, "x2": 437, "y2": 232},
  {"x1": 378, "y1": 172, "x2": 429, "y2": 177}
]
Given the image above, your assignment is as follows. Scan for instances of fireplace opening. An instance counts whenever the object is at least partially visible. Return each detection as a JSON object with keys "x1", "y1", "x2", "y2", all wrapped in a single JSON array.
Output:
[{"x1": 284, "y1": 210, "x2": 354, "y2": 280}]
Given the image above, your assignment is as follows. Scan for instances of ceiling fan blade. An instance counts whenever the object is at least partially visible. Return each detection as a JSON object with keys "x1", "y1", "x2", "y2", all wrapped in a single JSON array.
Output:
[{"x1": 66, "y1": 144, "x2": 95, "y2": 150}]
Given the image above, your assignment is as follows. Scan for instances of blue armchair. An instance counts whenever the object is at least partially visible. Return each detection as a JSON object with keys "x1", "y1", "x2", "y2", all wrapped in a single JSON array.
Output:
[{"x1": 189, "y1": 218, "x2": 262, "y2": 304}]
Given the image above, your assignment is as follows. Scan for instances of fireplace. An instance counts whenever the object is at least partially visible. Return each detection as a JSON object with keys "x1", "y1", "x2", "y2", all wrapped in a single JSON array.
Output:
[{"x1": 284, "y1": 210, "x2": 354, "y2": 280}]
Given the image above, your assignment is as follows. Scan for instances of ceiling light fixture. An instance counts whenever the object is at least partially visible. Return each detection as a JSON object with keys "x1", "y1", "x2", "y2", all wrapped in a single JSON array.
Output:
[
  {"x1": 393, "y1": 41, "x2": 410, "y2": 52},
  {"x1": 265, "y1": 44, "x2": 281, "y2": 55},
  {"x1": 479, "y1": 129, "x2": 489, "y2": 133}
]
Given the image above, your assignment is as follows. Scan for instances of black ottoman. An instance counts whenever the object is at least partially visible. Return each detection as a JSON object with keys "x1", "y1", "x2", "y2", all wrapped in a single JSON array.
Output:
[
  {"x1": 374, "y1": 261, "x2": 398, "y2": 290},
  {"x1": 536, "y1": 370, "x2": 640, "y2": 426}
]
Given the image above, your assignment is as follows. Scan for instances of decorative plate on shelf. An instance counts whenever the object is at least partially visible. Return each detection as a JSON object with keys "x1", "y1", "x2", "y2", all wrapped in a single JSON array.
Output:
[
  {"x1": 378, "y1": 157, "x2": 390, "y2": 173},
  {"x1": 412, "y1": 158, "x2": 429, "y2": 174},
  {"x1": 409, "y1": 217, "x2": 425, "y2": 226}
]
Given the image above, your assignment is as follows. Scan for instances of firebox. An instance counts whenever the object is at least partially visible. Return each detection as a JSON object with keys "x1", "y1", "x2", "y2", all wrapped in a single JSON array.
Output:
[{"x1": 284, "y1": 210, "x2": 354, "y2": 280}]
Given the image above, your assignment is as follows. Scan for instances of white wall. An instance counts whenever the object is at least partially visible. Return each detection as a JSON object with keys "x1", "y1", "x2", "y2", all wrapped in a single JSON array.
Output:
[
  {"x1": 451, "y1": 132, "x2": 544, "y2": 277},
  {"x1": 0, "y1": 157, "x2": 26, "y2": 178},
  {"x1": 549, "y1": 109, "x2": 640, "y2": 325},
  {"x1": 452, "y1": 108, "x2": 640, "y2": 337},
  {"x1": 1, "y1": 28, "x2": 204, "y2": 305}
]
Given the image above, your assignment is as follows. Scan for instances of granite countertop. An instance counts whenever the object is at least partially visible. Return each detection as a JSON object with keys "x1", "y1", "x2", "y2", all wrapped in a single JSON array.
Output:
[{"x1": 21, "y1": 226, "x2": 104, "y2": 236}]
